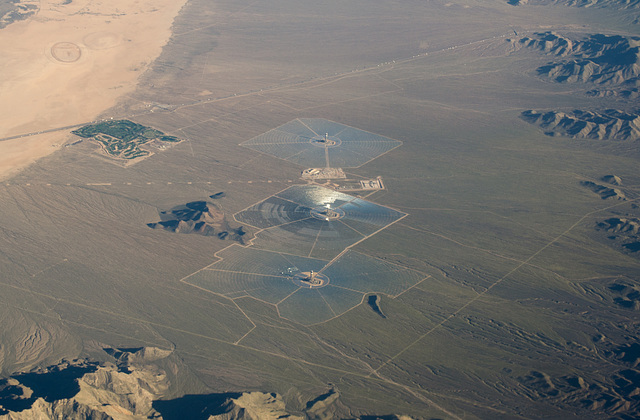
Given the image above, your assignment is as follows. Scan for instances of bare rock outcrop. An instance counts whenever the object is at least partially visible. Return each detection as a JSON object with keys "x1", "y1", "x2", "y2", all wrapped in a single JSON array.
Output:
[
  {"x1": 598, "y1": 217, "x2": 640, "y2": 234},
  {"x1": 521, "y1": 109, "x2": 640, "y2": 141},
  {"x1": 514, "y1": 32, "x2": 640, "y2": 139},
  {"x1": 596, "y1": 216, "x2": 640, "y2": 254},
  {"x1": 0, "y1": 351, "x2": 408, "y2": 420},
  {"x1": 507, "y1": 1, "x2": 640, "y2": 11},
  {"x1": 581, "y1": 181, "x2": 627, "y2": 200},
  {"x1": 608, "y1": 282, "x2": 640, "y2": 310},
  {"x1": 512, "y1": 32, "x2": 640, "y2": 86},
  {"x1": 586, "y1": 84, "x2": 640, "y2": 99},
  {"x1": 519, "y1": 368, "x2": 640, "y2": 417},
  {"x1": 602, "y1": 175, "x2": 623, "y2": 185},
  {"x1": 209, "y1": 392, "x2": 303, "y2": 420},
  {"x1": 0, "y1": 348, "x2": 173, "y2": 420},
  {"x1": 147, "y1": 198, "x2": 247, "y2": 243}
]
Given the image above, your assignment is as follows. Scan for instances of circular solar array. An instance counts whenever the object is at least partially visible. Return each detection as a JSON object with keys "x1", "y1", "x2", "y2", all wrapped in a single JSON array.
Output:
[
  {"x1": 240, "y1": 118, "x2": 402, "y2": 168},
  {"x1": 180, "y1": 121, "x2": 422, "y2": 325},
  {"x1": 235, "y1": 185, "x2": 406, "y2": 259},
  {"x1": 184, "y1": 246, "x2": 425, "y2": 325}
]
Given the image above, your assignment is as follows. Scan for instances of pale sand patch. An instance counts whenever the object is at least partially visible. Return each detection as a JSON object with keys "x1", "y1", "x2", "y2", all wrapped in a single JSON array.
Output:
[
  {"x1": 0, "y1": 132, "x2": 67, "y2": 181},
  {"x1": 0, "y1": 0, "x2": 188, "y2": 180}
]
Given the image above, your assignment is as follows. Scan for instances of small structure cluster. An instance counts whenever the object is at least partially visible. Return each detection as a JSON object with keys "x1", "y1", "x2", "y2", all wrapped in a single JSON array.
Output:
[{"x1": 301, "y1": 168, "x2": 346, "y2": 179}]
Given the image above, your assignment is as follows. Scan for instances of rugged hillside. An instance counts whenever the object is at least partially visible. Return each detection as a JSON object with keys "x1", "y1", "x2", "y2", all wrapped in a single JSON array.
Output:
[
  {"x1": 602, "y1": 174, "x2": 623, "y2": 185},
  {"x1": 579, "y1": 174, "x2": 640, "y2": 256},
  {"x1": 586, "y1": 83, "x2": 639, "y2": 99},
  {"x1": 0, "y1": 348, "x2": 173, "y2": 420},
  {"x1": 516, "y1": 32, "x2": 640, "y2": 141},
  {"x1": 581, "y1": 180, "x2": 627, "y2": 200},
  {"x1": 0, "y1": 1, "x2": 38, "y2": 30},
  {"x1": 507, "y1": 0, "x2": 640, "y2": 10},
  {"x1": 0, "y1": 349, "x2": 397, "y2": 420},
  {"x1": 607, "y1": 282, "x2": 640, "y2": 310},
  {"x1": 515, "y1": 32, "x2": 640, "y2": 86},
  {"x1": 147, "y1": 197, "x2": 247, "y2": 243},
  {"x1": 0, "y1": 308, "x2": 81, "y2": 378},
  {"x1": 518, "y1": 367, "x2": 640, "y2": 417},
  {"x1": 599, "y1": 217, "x2": 640, "y2": 234},
  {"x1": 597, "y1": 216, "x2": 640, "y2": 254},
  {"x1": 521, "y1": 109, "x2": 640, "y2": 141},
  {"x1": 207, "y1": 393, "x2": 303, "y2": 420},
  {"x1": 0, "y1": 349, "x2": 268, "y2": 420}
]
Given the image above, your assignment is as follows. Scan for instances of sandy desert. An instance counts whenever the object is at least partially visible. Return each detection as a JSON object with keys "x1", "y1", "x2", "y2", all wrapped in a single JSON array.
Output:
[{"x1": 0, "y1": 0, "x2": 186, "y2": 179}]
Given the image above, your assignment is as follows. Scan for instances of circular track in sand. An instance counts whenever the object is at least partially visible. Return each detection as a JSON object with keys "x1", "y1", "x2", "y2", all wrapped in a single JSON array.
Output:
[
  {"x1": 83, "y1": 32, "x2": 122, "y2": 50},
  {"x1": 50, "y1": 42, "x2": 82, "y2": 63}
]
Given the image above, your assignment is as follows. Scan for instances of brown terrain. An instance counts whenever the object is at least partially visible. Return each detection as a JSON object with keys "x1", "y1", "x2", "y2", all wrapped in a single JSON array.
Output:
[
  {"x1": 2, "y1": 0, "x2": 640, "y2": 418},
  {"x1": 514, "y1": 31, "x2": 640, "y2": 140}
]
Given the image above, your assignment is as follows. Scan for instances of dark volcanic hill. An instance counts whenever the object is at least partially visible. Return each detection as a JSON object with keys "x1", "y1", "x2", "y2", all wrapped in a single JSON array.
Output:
[
  {"x1": 521, "y1": 109, "x2": 640, "y2": 141},
  {"x1": 598, "y1": 217, "x2": 640, "y2": 234},
  {"x1": 147, "y1": 198, "x2": 247, "y2": 243},
  {"x1": 581, "y1": 180, "x2": 627, "y2": 200},
  {"x1": 597, "y1": 217, "x2": 640, "y2": 254}
]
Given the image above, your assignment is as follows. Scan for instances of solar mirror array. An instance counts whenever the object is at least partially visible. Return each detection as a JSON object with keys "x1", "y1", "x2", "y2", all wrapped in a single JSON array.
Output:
[
  {"x1": 240, "y1": 118, "x2": 402, "y2": 168},
  {"x1": 184, "y1": 120, "x2": 425, "y2": 325}
]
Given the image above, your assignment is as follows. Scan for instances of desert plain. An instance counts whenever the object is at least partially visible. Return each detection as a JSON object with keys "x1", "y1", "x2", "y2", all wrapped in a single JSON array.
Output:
[{"x1": 0, "y1": 0, "x2": 640, "y2": 419}]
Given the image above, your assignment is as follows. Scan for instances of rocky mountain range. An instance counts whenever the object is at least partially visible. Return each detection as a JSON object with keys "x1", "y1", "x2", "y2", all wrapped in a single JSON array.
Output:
[
  {"x1": 508, "y1": 0, "x2": 640, "y2": 11},
  {"x1": 521, "y1": 109, "x2": 640, "y2": 141},
  {"x1": 515, "y1": 32, "x2": 640, "y2": 86},
  {"x1": 0, "y1": 347, "x2": 403, "y2": 420}
]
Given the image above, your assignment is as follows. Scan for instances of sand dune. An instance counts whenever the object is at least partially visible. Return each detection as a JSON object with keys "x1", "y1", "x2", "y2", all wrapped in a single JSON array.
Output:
[{"x1": 0, "y1": 0, "x2": 187, "y2": 180}]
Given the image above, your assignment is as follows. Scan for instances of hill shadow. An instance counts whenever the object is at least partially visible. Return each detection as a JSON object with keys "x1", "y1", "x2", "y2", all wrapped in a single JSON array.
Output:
[{"x1": 153, "y1": 392, "x2": 242, "y2": 420}]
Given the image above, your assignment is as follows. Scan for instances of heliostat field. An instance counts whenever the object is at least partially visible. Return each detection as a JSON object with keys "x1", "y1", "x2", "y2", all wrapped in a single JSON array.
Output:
[
  {"x1": 184, "y1": 246, "x2": 426, "y2": 325},
  {"x1": 235, "y1": 185, "x2": 407, "y2": 260},
  {"x1": 240, "y1": 118, "x2": 402, "y2": 168},
  {"x1": 182, "y1": 185, "x2": 425, "y2": 325}
]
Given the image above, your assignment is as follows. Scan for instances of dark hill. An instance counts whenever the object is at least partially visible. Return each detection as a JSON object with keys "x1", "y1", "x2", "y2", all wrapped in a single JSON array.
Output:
[{"x1": 147, "y1": 199, "x2": 247, "y2": 243}]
